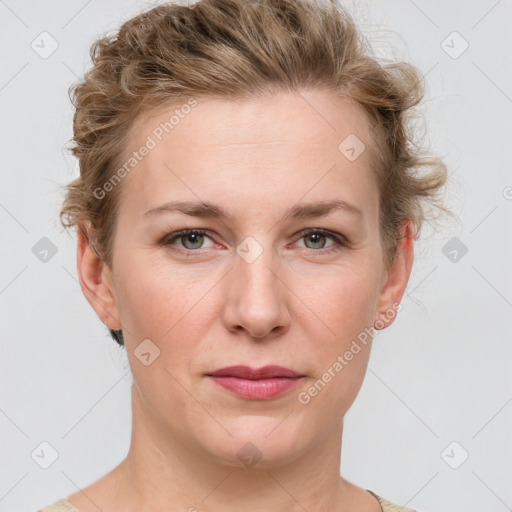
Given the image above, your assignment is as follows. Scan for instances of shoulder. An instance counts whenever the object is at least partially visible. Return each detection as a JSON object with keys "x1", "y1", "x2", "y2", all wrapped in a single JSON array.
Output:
[
  {"x1": 367, "y1": 489, "x2": 422, "y2": 512},
  {"x1": 38, "y1": 492, "x2": 423, "y2": 512},
  {"x1": 36, "y1": 498, "x2": 80, "y2": 512}
]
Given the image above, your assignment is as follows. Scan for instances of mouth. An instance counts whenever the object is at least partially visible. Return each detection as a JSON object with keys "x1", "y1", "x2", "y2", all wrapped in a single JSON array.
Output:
[{"x1": 205, "y1": 365, "x2": 305, "y2": 400}]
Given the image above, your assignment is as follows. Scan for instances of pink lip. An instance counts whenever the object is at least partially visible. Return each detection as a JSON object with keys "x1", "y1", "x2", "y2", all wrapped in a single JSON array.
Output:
[
  {"x1": 206, "y1": 365, "x2": 304, "y2": 400},
  {"x1": 207, "y1": 365, "x2": 302, "y2": 379}
]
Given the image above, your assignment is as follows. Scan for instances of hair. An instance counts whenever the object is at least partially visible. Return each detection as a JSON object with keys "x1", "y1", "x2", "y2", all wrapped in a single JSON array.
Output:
[{"x1": 59, "y1": 0, "x2": 453, "y2": 347}]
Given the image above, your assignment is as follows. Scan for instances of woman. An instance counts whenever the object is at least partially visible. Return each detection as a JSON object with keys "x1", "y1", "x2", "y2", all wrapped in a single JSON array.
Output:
[{"x1": 39, "y1": 0, "x2": 450, "y2": 510}]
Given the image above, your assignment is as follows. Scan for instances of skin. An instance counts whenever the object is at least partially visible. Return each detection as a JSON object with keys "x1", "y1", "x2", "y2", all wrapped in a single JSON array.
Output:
[{"x1": 70, "y1": 89, "x2": 414, "y2": 512}]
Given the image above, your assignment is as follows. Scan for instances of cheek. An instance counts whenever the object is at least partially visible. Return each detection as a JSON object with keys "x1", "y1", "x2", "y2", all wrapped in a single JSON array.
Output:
[
  {"x1": 117, "y1": 262, "x2": 204, "y2": 421},
  {"x1": 114, "y1": 254, "x2": 207, "y2": 338},
  {"x1": 302, "y1": 262, "x2": 379, "y2": 338},
  {"x1": 114, "y1": 256, "x2": 218, "y2": 391},
  {"x1": 297, "y1": 264, "x2": 378, "y2": 402}
]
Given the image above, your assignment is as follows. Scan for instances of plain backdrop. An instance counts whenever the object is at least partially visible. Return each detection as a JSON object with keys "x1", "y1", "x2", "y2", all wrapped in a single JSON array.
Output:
[{"x1": 1, "y1": 1, "x2": 511, "y2": 511}]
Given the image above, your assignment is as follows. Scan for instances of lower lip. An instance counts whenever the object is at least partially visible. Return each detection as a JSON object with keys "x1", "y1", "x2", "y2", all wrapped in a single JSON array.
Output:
[{"x1": 207, "y1": 376, "x2": 303, "y2": 400}]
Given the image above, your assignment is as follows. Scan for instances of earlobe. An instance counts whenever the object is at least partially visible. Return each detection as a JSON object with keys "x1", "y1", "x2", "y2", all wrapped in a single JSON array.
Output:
[
  {"x1": 76, "y1": 221, "x2": 122, "y2": 331},
  {"x1": 374, "y1": 220, "x2": 415, "y2": 330}
]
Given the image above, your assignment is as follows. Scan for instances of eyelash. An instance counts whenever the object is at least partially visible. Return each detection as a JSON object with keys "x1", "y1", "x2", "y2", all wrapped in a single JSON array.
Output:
[{"x1": 160, "y1": 228, "x2": 348, "y2": 256}]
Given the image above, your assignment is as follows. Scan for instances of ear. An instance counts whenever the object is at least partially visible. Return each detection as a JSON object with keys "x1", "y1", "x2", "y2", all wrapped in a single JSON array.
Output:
[
  {"x1": 373, "y1": 220, "x2": 415, "y2": 330},
  {"x1": 76, "y1": 221, "x2": 121, "y2": 330}
]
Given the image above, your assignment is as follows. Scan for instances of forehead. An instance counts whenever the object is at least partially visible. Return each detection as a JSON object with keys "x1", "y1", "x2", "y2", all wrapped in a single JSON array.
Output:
[{"x1": 115, "y1": 90, "x2": 378, "y2": 222}]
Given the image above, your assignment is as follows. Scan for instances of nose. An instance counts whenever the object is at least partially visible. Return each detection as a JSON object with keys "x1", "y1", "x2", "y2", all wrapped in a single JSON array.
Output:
[{"x1": 221, "y1": 244, "x2": 291, "y2": 340}]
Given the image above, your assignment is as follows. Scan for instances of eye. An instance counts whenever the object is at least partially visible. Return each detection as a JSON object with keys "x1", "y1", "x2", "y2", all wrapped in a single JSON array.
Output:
[
  {"x1": 160, "y1": 229, "x2": 215, "y2": 254},
  {"x1": 160, "y1": 228, "x2": 348, "y2": 255},
  {"x1": 294, "y1": 229, "x2": 348, "y2": 254}
]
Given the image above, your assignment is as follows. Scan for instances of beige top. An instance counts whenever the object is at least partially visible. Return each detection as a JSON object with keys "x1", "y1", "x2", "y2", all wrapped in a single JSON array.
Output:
[{"x1": 36, "y1": 490, "x2": 420, "y2": 511}]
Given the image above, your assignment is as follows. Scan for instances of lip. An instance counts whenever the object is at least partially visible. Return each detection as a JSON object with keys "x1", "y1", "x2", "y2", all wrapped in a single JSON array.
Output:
[
  {"x1": 206, "y1": 365, "x2": 304, "y2": 400},
  {"x1": 207, "y1": 365, "x2": 303, "y2": 379}
]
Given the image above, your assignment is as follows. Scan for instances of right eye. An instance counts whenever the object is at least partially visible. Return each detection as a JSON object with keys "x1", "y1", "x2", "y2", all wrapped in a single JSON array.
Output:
[{"x1": 160, "y1": 229, "x2": 217, "y2": 254}]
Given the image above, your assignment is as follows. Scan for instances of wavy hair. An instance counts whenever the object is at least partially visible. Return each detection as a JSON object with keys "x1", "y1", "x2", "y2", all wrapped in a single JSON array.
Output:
[{"x1": 59, "y1": 0, "x2": 452, "y2": 346}]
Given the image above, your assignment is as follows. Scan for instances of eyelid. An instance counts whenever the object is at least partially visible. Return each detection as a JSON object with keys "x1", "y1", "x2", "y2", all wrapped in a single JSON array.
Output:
[
  {"x1": 160, "y1": 227, "x2": 349, "y2": 254},
  {"x1": 294, "y1": 228, "x2": 349, "y2": 247},
  {"x1": 160, "y1": 228, "x2": 215, "y2": 250}
]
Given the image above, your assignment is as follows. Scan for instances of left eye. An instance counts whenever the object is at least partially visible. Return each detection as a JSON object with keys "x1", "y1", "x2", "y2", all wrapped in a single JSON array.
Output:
[
  {"x1": 295, "y1": 229, "x2": 345, "y2": 251},
  {"x1": 161, "y1": 228, "x2": 347, "y2": 254}
]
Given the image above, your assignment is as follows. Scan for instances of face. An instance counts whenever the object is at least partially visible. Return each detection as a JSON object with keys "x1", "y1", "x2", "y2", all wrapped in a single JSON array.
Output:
[{"x1": 78, "y1": 89, "x2": 413, "y2": 468}]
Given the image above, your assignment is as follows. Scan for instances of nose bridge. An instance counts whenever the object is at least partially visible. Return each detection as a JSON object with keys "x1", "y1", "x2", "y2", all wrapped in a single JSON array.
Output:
[
  {"x1": 235, "y1": 233, "x2": 281, "y2": 302},
  {"x1": 225, "y1": 233, "x2": 289, "y2": 337}
]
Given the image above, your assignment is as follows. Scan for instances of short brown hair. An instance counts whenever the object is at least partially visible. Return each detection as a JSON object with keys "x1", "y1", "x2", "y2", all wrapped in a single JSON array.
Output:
[{"x1": 60, "y1": 0, "x2": 452, "y2": 347}]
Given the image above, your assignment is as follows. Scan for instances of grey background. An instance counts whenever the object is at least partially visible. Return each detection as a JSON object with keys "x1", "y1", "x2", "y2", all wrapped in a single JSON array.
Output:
[{"x1": 1, "y1": 0, "x2": 511, "y2": 511}]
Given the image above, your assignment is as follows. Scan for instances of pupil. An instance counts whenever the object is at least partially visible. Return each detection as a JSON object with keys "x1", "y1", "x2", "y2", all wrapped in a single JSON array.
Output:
[
  {"x1": 308, "y1": 233, "x2": 324, "y2": 248},
  {"x1": 184, "y1": 233, "x2": 202, "y2": 248},
  {"x1": 181, "y1": 233, "x2": 326, "y2": 250}
]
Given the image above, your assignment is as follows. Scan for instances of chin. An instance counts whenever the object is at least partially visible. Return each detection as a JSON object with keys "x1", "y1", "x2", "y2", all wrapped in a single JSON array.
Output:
[{"x1": 198, "y1": 415, "x2": 309, "y2": 469}]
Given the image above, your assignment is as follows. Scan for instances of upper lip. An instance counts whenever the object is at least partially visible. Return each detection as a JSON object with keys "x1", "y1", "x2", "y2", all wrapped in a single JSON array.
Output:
[{"x1": 206, "y1": 365, "x2": 303, "y2": 379}]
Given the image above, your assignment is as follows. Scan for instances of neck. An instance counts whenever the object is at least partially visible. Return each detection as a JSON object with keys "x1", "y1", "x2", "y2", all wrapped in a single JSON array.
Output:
[{"x1": 91, "y1": 386, "x2": 371, "y2": 512}]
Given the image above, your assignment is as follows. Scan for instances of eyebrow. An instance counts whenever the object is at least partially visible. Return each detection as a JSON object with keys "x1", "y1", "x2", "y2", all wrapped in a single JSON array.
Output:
[{"x1": 144, "y1": 199, "x2": 363, "y2": 222}]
